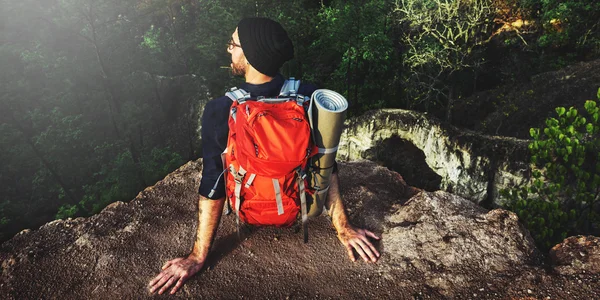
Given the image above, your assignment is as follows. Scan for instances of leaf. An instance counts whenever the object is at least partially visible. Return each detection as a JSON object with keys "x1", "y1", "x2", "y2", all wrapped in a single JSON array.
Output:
[
  {"x1": 556, "y1": 107, "x2": 566, "y2": 116},
  {"x1": 585, "y1": 100, "x2": 596, "y2": 112},
  {"x1": 530, "y1": 128, "x2": 537, "y2": 138},
  {"x1": 587, "y1": 123, "x2": 594, "y2": 134},
  {"x1": 552, "y1": 201, "x2": 559, "y2": 209}
]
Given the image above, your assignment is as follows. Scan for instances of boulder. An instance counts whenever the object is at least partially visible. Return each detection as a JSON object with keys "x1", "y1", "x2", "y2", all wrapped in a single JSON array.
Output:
[
  {"x1": 382, "y1": 191, "x2": 541, "y2": 294},
  {"x1": 1, "y1": 160, "x2": 598, "y2": 299},
  {"x1": 550, "y1": 235, "x2": 600, "y2": 275}
]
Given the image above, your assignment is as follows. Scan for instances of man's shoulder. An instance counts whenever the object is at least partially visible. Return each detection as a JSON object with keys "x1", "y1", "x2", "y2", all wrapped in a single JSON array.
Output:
[{"x1": 205, "y1": 95, "x2": 233, "y2": 111}]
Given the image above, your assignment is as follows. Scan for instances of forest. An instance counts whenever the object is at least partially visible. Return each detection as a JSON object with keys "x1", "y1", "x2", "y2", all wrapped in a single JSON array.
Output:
[{"x1": 1, "y1": 0, "x2": 599, "y2": 246}]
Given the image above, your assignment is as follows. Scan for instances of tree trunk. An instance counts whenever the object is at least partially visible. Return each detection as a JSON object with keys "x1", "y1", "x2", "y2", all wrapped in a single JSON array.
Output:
[
  {"x1": 9, "y1": 113, "x2": 78, "y2": 205},
  {"x1": 446, "y1": 87, "x2": 454, "y2": 123},
  {"x1": 128, "y1": 134, "x2": 148, "y2": 188},
  {"x1": 84, "y1": 3, "x2": 122, "y2": 138}
]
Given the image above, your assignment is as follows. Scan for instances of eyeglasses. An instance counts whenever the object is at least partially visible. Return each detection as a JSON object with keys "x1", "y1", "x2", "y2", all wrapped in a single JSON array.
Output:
[{"x1": 227, "y1": 38, "x2": 241, "y2": 50}]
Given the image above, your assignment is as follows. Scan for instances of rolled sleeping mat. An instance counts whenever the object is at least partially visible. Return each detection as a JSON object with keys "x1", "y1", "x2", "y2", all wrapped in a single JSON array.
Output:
[{"x1": 307, "y1": 89, "x2": 348, "y2": 218}]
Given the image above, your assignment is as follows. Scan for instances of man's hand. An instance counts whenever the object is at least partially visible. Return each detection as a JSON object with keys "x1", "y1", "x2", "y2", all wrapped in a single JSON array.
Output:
[
  {"x1": 148, "y1": 256, "x2": 204, "y2": 295},
  {"x1": 325, "y1": 172, "x2": 381, "y2": 263},
  {"x1": 337, "y1": 225, "x2": 380, "y2": 263}
]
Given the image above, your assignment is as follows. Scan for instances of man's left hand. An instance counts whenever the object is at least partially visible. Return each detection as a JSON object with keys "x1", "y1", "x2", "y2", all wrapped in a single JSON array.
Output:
[{"x1": 337, "y1": 226, "x2": 380, "y2": 263}]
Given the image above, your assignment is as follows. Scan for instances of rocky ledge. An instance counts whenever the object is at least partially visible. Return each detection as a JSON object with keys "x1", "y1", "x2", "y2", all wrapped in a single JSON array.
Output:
[{"x1": 1, "y1": 160, "x2": 598, "y2": 299}]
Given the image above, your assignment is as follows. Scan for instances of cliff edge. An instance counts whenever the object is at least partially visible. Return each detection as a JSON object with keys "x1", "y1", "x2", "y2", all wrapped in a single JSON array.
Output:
[{"x1": 1, "y1": 160, "x2": 598, "y2": 299}]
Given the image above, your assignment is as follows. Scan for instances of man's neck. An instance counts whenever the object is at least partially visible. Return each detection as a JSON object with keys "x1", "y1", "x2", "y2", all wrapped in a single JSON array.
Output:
[{"x1": 244, "y1": 66, "x2": 273, "y2": 85}]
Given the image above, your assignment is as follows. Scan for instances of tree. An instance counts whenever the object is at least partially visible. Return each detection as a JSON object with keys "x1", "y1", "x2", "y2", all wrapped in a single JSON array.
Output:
[{"x1": 394, "y1": 0, "x2": 495, "y2": 119}]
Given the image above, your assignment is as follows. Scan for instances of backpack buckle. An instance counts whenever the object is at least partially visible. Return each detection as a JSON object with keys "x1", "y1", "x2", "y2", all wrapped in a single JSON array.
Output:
[
  {"x1": 296, "y1": 93, "x2": 305, "y2": 106},
  {"x1": 229, "y1": 164, "x2": 245, "y2": 184},
  {"x1": 296, "y1": 167, "x2": 307, "y2": 179},
  {"x1": 233, "y1": 172, "x2": 245, "y2": 184}
]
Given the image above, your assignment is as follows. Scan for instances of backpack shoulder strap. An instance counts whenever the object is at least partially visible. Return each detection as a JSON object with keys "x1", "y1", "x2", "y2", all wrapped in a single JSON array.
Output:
[
  {"x1": 278, "y1": 77, "x2": 310, "y2": 106},
  {"x1": 279, "y1": 77, "x2": 301, "y2": 97},
  {"x1": 225, "y1": 87, "x2": 251, "y2": 103},
  {"x1": 225, "y1": 88, "x2": 250, "y2": 123}
]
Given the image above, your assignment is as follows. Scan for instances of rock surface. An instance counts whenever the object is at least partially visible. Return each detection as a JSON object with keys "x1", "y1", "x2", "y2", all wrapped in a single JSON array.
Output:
[
  {"x1": 339, "y1": 109, "x2": 529, "y2": 207},
  {"x1": 452, "y1": 59, "x2": 600, "y2": 139},
  {"x1": 550, "y1": 235, "x2": 600, "y2": 275},
  {"x1": 1, "y1": 160, "x2": 599, "y2": 299}
]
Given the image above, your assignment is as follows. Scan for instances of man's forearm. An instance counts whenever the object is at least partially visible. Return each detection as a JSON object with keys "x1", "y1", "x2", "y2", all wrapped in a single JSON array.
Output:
[
  {"x1": 189, "y1": 196, "x2": 225, "y2": 261},
  {"x1": 324, "y1": 173, "x2": 350, "y2": 230}
]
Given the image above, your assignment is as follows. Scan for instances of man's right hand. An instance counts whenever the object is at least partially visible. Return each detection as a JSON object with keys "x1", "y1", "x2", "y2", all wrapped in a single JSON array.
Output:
[{"x1": 148, "y1": 256, "x2": 204, "y2": 295}]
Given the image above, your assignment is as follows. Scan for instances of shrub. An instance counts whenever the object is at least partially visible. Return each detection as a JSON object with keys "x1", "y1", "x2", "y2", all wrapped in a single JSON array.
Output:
[{"x1": 502, "y1": 88, "x2": 600, "y2": 251}]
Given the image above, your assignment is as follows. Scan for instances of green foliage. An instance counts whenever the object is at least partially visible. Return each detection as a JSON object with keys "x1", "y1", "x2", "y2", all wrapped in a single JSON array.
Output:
[
  {"x1": 1, "y1": 0, "x2": 598, "y2": 243},
  {"x1": 141, "y1": 26, "x2": 162, "y2": 53},
  {"x1": 394, "y1": 0, "x2": 495, "y2": 114},
  {"x1": 76, "y1": 149, "x2": 141, "y2": 215},
  {"x1": 65, "y1": 147, "x2": 184, "y2": 217},
  {"x1": 502, "y1": 88, "x2": 600, "y2": 251},
  {"x1": 306, "y1": 0, "x2": 400, "y2": 115},
  {"x1": 516, "y1": 0, "x2": 600, "y2": 59},
  {"x1": 0, "y1": 0, "x2": 208, "y2": 240},
  {"x1": 56, "y1": 204, "x2": 79, "y2": 220},
  {"x1": 142, "y1": 147, "x2": 185, "y2": 184},
  {"x1": 538, "y1": 0, "x2": 600, "y2": 55}
]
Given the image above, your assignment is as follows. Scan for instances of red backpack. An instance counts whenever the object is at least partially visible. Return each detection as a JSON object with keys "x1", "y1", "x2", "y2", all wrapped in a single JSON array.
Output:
[{"x1": 219, "y1": 79, "x2": 318, "y2": 239}]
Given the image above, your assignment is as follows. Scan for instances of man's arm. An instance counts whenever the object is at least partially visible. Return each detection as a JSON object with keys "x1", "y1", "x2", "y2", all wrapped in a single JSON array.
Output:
[
  {"x1": 149, "y1": 196, "x2": 225, "y2": 295},
  {"x1": 326, "y1": 173, "x2": 380, "y2": 263}
]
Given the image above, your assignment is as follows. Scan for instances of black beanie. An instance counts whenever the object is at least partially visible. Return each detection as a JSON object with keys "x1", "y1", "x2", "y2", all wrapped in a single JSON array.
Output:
[{"x1": 237, "y1": 17, "x2": 294, "y2": 77}]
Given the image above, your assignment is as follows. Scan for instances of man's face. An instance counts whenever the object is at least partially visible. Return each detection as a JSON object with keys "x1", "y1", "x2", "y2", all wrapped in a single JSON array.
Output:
[{"x1": 228, "y1": 28, "x2": 246, "y2": 76}]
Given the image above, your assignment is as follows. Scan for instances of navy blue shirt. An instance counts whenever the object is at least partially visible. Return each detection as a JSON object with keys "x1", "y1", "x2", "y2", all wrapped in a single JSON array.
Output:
[{"x1": 199, "y1": 74, "x2": 336, "y2": 199}]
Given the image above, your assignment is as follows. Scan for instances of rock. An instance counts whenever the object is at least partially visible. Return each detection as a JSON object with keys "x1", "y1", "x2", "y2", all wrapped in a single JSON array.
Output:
[
  {"x1": 0, "y1": 160, "x2": 598, "y2": 299},
  {"x1": 453, "y1": 59, "x2": 600, "y2": 139},
  {"x1": 550, "y1": 236, "x2": 600, "y2": 275},
  {"x1": 339, "y1": 109, "x2": 530, "y2": 206},
  {"x1": 382, "y1": 190, "x2": 541, "y2": 296}
]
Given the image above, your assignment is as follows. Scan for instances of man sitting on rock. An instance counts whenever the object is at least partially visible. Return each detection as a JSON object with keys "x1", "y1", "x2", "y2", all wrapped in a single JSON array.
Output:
[{"x1": 149, "y1": 17, "x2": 380, "y2": 295}]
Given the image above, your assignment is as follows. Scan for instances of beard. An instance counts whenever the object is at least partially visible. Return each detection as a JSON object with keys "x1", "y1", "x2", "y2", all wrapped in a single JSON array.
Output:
[{"x1": 231, "y1": 60, "x2": 246, "y2": 76}]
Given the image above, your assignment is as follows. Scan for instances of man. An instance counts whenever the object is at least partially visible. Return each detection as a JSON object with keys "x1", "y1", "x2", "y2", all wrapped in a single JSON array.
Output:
[{"x1": 149, "y1": 17, "x2": 380, "y2": 295}]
